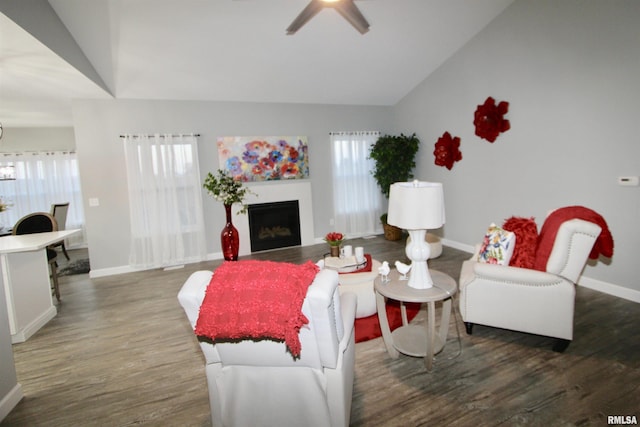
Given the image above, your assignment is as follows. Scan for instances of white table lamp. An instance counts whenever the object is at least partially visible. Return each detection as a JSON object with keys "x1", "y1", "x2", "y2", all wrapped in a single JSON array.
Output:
[{"x1": 387, "y1": 181, "x2": 445, "y2": 289}]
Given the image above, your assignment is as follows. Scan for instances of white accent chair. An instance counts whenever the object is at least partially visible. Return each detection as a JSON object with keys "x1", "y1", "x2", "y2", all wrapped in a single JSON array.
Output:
[
  {"x1": 459, "y1": 219, "x2": 601, "y2": 352},
  {"x1": 178, "y1": 268, "x2": 357, "y2": 427}
]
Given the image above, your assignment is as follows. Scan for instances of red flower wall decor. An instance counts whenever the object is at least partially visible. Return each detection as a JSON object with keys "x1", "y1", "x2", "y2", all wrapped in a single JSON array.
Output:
[
  {"x1": 434, "y1": 132, "x2": 462, "y2": 170},
  {"x1": 474, "y1": 97, "x2": 510, "y2": 142}
]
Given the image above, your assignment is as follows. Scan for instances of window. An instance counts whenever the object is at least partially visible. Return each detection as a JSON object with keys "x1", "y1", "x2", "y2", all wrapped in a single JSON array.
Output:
[
  {"x1": 123, "y1": 134, "x2": 206, "y2": 268},
  {"x1": 0, "y1": 151, "x2": 85, "y2": 246},
  {"x1": 330, "y1": 131, "x2": 383, "y2": 237}
]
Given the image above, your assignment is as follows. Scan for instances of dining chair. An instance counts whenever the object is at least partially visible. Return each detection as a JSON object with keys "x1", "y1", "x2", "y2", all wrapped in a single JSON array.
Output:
[
  {"x1": 50, "y1": 202, "x2": 70, "y2": 260},
  {"x1": 13, "y1": 212, "x2": 61, "y2": 301}
]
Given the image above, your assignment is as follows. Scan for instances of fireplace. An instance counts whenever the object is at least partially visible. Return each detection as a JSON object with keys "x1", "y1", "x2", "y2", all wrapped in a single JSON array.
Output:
[{"x1": 248, "y1": 200, "x2": 302, "y2": 252}]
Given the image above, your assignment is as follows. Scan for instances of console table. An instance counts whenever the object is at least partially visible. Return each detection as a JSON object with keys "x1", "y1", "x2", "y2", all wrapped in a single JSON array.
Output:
[
  {"x1": 374, "y1": 269, "x2": 456, "y2": 371},
  {"x1": 1, "y1": 230, "x2": 80, "y2": 343}
]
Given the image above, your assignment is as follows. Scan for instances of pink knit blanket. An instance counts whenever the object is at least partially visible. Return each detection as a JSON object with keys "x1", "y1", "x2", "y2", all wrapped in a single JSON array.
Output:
[{"x1": 195, "y1": 260, "x2": 319, "y2": 357}]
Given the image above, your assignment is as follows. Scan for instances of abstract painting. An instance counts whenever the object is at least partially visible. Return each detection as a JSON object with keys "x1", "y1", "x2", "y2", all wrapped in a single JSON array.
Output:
[{"x1": 217, "y1": 136, "x2": 310, "y2": 181}]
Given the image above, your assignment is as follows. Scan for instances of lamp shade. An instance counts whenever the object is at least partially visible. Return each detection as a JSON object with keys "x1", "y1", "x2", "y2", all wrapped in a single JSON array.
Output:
[{"x1": 387, "y1": 181, "x2": 445, "y2": 230}]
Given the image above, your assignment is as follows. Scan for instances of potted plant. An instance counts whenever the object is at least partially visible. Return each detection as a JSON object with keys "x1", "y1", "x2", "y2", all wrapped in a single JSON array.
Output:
[
  {"x1": 203, "y1": 169, "x2": 256, "y2": 260},
  {"x1": 369, "y1": 133, "x2": 420, "y2": 240},
  {"x1": 323, "y1": 231, "x2": 344, "y2": 257}
]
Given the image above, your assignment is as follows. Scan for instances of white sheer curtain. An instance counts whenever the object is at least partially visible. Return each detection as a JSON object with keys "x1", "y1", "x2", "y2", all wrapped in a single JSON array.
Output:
[
  {"x1": 123, "y1": 134, "x2": 206, "y2": 269},
  {"x1": 331, "y1": 131, "x2": 383, "y2": 237},
  {"x1": 0, "y1": 151, "x2": 86, "y2": 247}
]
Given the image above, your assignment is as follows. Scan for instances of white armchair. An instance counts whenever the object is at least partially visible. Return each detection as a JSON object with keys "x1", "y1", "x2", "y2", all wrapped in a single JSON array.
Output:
[
  {"x1": 178, "y1": 268, "x2": 357, "y2": 427},
  {"x1": 459, "y1": 218, "x2": 602, "y2": 352}
]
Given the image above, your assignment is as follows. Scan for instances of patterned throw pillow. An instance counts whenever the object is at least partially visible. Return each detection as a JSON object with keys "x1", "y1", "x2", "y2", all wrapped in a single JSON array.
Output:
[{"x1": 477, "y1": 223, "x2": 516, "y2": 265}]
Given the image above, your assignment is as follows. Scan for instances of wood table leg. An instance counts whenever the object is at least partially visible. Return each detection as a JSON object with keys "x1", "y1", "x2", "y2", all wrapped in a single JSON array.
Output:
[
  {"x1": 438, "y1": 297, "x2": 452, "y2": 346},
  {"x1": 425, "y1": 301, "x2": 436, "y2": 371},
  {"x1": 376, "y1": 290, "x2": 399, "y2": 358},
  {"x1": 400, "y1": 301, "x2": 408, "y2": 325}
]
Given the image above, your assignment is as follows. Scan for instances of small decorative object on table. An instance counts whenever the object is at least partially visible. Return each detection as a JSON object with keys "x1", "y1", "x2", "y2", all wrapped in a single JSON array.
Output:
[
  {"x1": 324, "y1": 231, "x2": 344, "y2": 258},
  {"x1": 394, "y1": 261, "x2": 411, "y2": 280},
  {"x1": 378, "y1": 261, "x2": 390, "y2": 283},
  {"x1": 203, "y1": 169, "x2": 255, "y2": 261}
]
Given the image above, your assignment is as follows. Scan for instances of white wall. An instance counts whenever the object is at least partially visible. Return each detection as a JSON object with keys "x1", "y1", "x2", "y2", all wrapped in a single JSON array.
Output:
[
  {"x1": 394, "y1": 0, "x2": 640, "y2": 297},
  {"x1": 0, "y1": 279, "x2": 23, "y2": 421},
  {"x1": 0, "y1": 127, "x2": 75, "y2": 152},
  {"x1": 71, "y1": 99, "x2": 392, "y2": 272}
]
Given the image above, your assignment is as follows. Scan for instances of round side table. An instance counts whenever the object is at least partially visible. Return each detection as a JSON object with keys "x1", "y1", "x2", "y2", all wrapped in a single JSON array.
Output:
[{"x1": 374, "y1": 269, "x2": 456, "y2": 371}]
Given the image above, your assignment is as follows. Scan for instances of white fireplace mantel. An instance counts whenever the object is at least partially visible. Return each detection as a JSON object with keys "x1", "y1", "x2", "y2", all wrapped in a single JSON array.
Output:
[{"x1": 232, "y1": 180, "x2": 315, "y2": 256}]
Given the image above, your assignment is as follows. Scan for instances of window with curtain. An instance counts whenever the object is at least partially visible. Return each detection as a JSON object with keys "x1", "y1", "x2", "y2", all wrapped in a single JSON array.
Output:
[
  {"x1": 330, "y1": 131, "x2": 383, "y2": 237},
  {"x1": 123, "y1": 134, "x2": 206, "y2": 269},
  {"x1": 0, "y1": 151, "x2": 86, "y2": 246}
]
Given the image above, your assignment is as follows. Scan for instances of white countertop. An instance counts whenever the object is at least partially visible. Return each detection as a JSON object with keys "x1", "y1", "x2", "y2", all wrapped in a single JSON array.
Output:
[{"x1": 0, "y1": 230, "x2": 81, "y2": 254}]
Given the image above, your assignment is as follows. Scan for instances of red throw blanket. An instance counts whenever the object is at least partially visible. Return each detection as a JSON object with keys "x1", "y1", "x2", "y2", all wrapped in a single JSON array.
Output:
[
  {"x1": 195, "y1": 260, "x2": 319, "y2": 357},
  {"x1": 534, "y1": 206, "x2": 614, "y2": 271}
]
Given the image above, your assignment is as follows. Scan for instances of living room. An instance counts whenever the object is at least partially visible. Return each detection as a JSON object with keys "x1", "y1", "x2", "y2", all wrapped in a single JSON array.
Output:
[
  {"x1": 1, "y1": 0, "x2": 637, "y2": 297},
  {"x1": 0, "y1": 0, "x2": 638, "y2": 424},
  {"x1": 78, "y1": 0, "x2": 638, "y2": 302}
]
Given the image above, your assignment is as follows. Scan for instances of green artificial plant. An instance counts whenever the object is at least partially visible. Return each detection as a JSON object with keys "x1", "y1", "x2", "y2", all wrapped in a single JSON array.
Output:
[
  {"x1": 369, "y1": 133, "x2": 420, "y2": 199},
  {"x1": 203, "y1": 169, "x2": 255, "y2": 214},
  {"x1": 369, "y1": 133, "x2": 420, "y2": 239}
]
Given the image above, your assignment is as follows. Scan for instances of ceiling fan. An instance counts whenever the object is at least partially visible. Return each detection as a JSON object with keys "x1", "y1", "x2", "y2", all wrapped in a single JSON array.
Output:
[{"x1": 286, "y1": 0, "x2": 370, "y2": 35}]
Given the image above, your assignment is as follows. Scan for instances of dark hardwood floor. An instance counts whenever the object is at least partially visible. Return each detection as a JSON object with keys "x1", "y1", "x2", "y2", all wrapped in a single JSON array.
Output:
[{"x1": 2, "y1": 236, "x2": 639, "y2": 426}]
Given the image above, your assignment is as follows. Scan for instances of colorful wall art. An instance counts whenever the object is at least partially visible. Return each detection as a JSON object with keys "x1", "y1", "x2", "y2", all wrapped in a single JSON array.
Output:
[{"x1": 217, "y1": 136, "x2": 310, "y2": 181}]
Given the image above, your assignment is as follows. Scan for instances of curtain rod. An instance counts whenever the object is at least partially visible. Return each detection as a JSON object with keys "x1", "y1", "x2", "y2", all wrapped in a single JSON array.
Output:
[
  {"x1": 329, "y1": 131, "x2": 380, "y2": 136},
  {"x1": 119, "y1": 133, "x2": 200, "y2": 138},
  {"x1": 1, "y1": 150, "x2": 76, "y2": 156}
]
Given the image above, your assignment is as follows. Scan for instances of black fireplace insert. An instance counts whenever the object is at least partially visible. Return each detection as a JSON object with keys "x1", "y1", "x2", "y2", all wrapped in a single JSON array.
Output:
[{"x1": 247, "y1": 200, "x2": 301, "y2": 252}]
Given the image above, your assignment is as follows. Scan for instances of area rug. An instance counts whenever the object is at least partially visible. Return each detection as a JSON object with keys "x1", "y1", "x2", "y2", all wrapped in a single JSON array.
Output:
[
  {"x1": 58, "y1": 258, "x2": 91, "y2": 276},
  {"x1": 354, "y1": 301, "x2": 421, "y2": 343}
]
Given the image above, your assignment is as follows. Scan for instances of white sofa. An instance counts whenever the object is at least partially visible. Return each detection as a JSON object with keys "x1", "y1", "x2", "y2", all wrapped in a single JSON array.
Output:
[
  {"x1": 459, "y1": 219, "x2": 601, "y2": 351},
  {"x1": 178, "y1": 268, "x2": 357, "y2": 427}
]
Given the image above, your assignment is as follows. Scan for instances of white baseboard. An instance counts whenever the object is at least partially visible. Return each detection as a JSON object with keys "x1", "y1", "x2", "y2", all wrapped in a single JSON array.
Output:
[
  {"x1": 0, "y1": 383, "x2": 23, "y2": 422},
  {"x1": 441, "y1": 238, "x2": 474, "y2": 254},
  {"x1": 579, "y1": 276, "x2": 640, "y2": 303},
  {"x1": 90, "y1": 265, "x2": 137, "y2": 278},
  {"x1": 11, "y1": 306, "x2": 57, "y2": 344},
  {"x1": 89, "y1": 252, "x2": 225, "y2": 278}
]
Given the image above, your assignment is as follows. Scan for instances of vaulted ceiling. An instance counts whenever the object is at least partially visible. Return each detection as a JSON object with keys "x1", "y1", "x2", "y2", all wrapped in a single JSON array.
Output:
[{"x1": 0, "y1": 0, "x2": 513, "y2": 127}]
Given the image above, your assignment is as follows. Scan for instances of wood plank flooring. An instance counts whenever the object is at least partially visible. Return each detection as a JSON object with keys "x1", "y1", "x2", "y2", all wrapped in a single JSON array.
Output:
[{"x1": 2, "y1": 236, "x2": 639, "y2": 426}]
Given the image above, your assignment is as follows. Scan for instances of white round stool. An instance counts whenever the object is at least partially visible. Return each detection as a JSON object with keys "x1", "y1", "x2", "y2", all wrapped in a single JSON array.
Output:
[
  {"x1": 404, "y1": 233, "x2": 443, "y2": 259},
  {"x1": 337, "y1": 259, "x2": 381, "y2": 319},
  {"x1": 427, "y1": 233, "x2": 443, "y2": 259}
]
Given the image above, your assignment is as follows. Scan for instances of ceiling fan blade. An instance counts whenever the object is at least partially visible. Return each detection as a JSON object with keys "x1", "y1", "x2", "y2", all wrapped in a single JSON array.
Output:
[
  {"x1": 286, "y1": 1, "x2": 324, "y2": 35},
  {"x1": 334, "y1": 0, "x2": 370, "y2": 34}
]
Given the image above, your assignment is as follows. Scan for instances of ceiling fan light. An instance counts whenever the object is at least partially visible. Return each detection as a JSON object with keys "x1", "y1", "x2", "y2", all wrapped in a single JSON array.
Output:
[{"x1": 287, "y1": 0, "x2": 369, "y2": 35}]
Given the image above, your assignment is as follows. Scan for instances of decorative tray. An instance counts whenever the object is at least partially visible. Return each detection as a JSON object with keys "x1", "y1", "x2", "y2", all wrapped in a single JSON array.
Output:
[{"x1": 323, "y1": 256, "x2": 368, "y2": 273}]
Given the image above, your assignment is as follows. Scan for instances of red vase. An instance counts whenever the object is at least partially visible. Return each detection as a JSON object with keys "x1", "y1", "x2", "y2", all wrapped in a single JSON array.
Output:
[{"x1": 221, "y1": 204, "x2": 239, "y2": 261}]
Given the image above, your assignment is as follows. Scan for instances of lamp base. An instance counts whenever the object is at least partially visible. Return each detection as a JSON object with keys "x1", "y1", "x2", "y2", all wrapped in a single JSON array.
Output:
[{"x1": 406, "y1": 229, "x2": 433, "y2": 289}]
